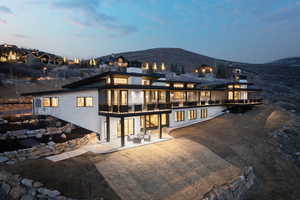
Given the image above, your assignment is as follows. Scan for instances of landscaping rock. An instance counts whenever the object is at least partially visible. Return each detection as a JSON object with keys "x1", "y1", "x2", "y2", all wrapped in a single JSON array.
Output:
[
  {"x1": 21, "y1": 194, "x2": 35, "y2": 200},
  {"x1": 1, "y1": 182, "x2": 11, "y2": 194},
  {"x1": 32, "y1": 181, "x2": 43, "y2": 188},
  {"x1": 21, "y1": 178, "x2": 34, "y2": 187},
  {"x1": 10, "y1": 185, "x2": 27, "y2": 199},
  {"x1": 38, "y1": 188, "x2": 61, "y2": 197},
  {"x1": 0, "y1": 156, "x2": 9, "y2": 163}
]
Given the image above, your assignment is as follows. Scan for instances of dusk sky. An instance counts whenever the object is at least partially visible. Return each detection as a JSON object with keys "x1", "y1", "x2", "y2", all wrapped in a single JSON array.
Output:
[{"x1": 1, "y1": 0, "x2": 300, "y2": 63}]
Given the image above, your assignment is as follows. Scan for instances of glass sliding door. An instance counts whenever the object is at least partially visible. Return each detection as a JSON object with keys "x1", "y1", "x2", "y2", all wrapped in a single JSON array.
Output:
[{"x1": 120, "y1": 90, "x2": 128, "y2": 105}]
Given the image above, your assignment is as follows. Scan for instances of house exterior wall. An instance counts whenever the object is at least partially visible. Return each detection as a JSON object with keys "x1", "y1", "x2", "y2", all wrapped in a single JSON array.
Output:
[
  {"x1": 33, "y1": 89, "x2": 104, "y2": 135},
  {"x1": 169, "y1": 106, "x2": 226, "y2": 130}
]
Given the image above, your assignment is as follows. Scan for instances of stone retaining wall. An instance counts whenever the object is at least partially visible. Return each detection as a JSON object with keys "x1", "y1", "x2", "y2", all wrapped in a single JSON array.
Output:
[
  {"x1": 202, "y1": 166, "x2": 255, "y2": 200},
  {"x1": 0, "y1": 123, "x2": 74, "y2": 140},
  {"x1": 0, "y1": 133, "x2": 98, "y2": 165},
  {"x1": 0, "y1": 170, "x2": 75, "y2": 200}
]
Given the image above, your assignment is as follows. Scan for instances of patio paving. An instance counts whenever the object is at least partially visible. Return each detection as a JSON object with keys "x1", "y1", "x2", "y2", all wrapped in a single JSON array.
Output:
[{"x1": 95, "y1": 138, "x2": 241, "y2": 200}]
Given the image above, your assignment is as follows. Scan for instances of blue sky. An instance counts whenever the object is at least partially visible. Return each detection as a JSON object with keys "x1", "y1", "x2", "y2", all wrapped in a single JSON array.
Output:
[{"x1": 0, "y1": 0, "x2": 300, "y2": 63}]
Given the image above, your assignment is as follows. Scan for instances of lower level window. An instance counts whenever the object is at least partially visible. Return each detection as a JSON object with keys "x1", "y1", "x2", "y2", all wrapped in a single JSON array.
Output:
[
  {"x1": 42, "y1": 97, "x2": 59, "y2": 107},
  {"x1": 175, "y1": 111, "x2": 185, "y2": 122},
  {"x1": 200, "y1": 109, "x2": 208, "y2": 118},
  {"x1": 77, "y1": 97, "x2": 93, "y2": 107},
  {"x1": 188, "y1": 110, "x2": 197, "y2": 120},
  {"x1": 117, "y1": 118, "x2": 135, "y2": 137}
]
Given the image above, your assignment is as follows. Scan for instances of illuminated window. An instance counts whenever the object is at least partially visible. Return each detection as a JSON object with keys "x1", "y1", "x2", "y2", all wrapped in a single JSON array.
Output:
[
  {"x1": 120, "y1": 90, "x2": 128, "y2": 105},
  {"x1": 175, "y1": 111, "x2": 185, "y2": 122},
  {"x1": 174, "y1": 83, "x2": 184, "y2": 88},
  {"x1": 77, "y1": 97, "x2": 93, "y2": 107},
  {"x1": 153, "y1": 63, "x2": 157, "y2": 70},
  {"x1": 161, "y1": 113, "x2": 167, "y2": 125},
  {"x1": 42, "y1": 97, "x2": 51, "y2": 107},
  {"x1": 142, "y1": 79, "x2": 151, "y2": 85},
  {"x1": 187, "y1": 84, "x2": 194, "y2": 88},
  {"x1": 188, "y1": 110, "x2": 197, "y2": 120},
  {"x1": 187, "y1": 92, "x2": 197, "y2": 101},
  {"x1": 140, "y1": 115, "x2": 159, "y2": 129},
  {"x1": 106, "y1": 77, "x2": 111, "y2": 84},
  {"x1": 228, "y1": 91, "x2": 234, "y2": 100},
  {"x1": 42, "y1": 97, "x2": 58, "y2": 107},
  {"x1": 161, "y1": 63, "x2": 165, "y2": 70},
  {"x1": 85, "y1": 97, "x2": 93, "y2": 107},
  {"x1": 200, "y1": 91, "x2": 210, "y2": 97},
  {"x1": 172, "y1": 92, "x2": 185, "y2": 101},
  {"x1": 159, "y1": 91, "x2": 166, "y2": 102},
  {"x1": 166, "y1": 83, "x2": 170, "y2": 87},
  {"x1": 228, "y1": 85, "x2": 233, "y2": 89},
  {"x1": 113, "y1": 78, "x2": 128, "y2": 85},
  {"x1": 200, "y1": 109, "x2": 208, "y2": 118},
  {"x1": 117, "y1": 118, "x2": 135, "y2": 137}
]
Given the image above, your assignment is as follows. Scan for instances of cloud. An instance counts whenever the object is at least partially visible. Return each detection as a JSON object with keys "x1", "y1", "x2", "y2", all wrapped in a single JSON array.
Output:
[
  {"x1": 12, "y1": 34, "x2": 31, "y2": 39},
  {"x1": 51, "y1": 0, "x2": 137, "y2": 36},
  {"x1": 0, "y1": 5, "x2": 13, "y2": 15}
]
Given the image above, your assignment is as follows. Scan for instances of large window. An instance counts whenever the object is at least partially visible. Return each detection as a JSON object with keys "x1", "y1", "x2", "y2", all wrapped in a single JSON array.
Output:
[
  {"x1": 42, "y1": 97, "x2": 59, "y2": 107},
  {"x1": 187, "y1": 92, "x2": 197, "y2": 101},
  {"x1": 174, "y1": 83, "x2": 184, "y2": 88},
  {"x1": 141, "y1": 114, "x2": 160, "y2": 130},
  {"x1": 120, "y1": 90, "x2": 128, "y2": 105},
  {"x1": 200, "y1": 91, "x2": 210, "y2": 97},
  {"x1": 114, "y1": 78, "x2": 128, "y2": 85},
  {"x1": 187, "y1": 84, "x2": 195, "y2": 88},
  {"x1": 161, "y1": 113, "x2": 168, "y2": 125},
  {"x1": 172, "y1": 92, "x2": 185, "y2": 102},
  {"x1": 175, "y1": 111, "x2": 185, "y2": 122},
  {"x1": 117, "y1": 118, "x2": 135, "y2": 137},
  {"x1": 76, "y1": 97, "x2": 93, "y2": 107},
  {"x1": 188, "y1": 110, "x2": 197, "y2": 120},
  {"x1": 200, "y1": 109, "x2": 208, "y2": 118}
]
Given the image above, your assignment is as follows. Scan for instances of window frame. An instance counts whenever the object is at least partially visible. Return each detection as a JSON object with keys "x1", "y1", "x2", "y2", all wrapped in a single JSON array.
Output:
[
  {"x1": 175, "y1": 111, "x2": 185, "y2": 122},
  {"x1": 42, "y1": 97, "x2": 59, "y2": 107},
  {"x1": 188, "y1": 110, "x2": 197, "y2": 120},
  {"x1": 76, "y1": 96, "x2": 94, "y2": 107}
]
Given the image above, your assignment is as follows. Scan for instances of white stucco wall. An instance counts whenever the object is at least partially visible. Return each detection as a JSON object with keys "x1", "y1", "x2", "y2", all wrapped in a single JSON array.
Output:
[
  {"x1": 33, "y1": 89, "x2": 104, "y2": 135},
  {"x1": 169, "y1": 106, "x2": 226, "y2": 129}
]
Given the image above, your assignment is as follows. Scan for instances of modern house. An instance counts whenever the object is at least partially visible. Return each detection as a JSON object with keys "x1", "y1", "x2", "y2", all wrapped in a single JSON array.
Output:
[{"x1": 23, "y1": 60, "x2": 262, "y2": 147}]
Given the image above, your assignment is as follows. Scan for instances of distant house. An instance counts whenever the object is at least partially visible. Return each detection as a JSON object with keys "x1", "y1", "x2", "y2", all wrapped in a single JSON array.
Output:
[{"x1": 23, "y1": 62, "x2": 262, "y2": 147}]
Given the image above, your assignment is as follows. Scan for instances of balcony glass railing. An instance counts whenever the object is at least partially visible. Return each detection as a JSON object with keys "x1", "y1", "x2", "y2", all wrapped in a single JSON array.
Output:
[{"x1": 99, "y1": 99, "x2": 263, "y2": 113}]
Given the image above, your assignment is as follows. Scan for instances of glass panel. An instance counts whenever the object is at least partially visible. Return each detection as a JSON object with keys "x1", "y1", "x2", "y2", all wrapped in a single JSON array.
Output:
[
  {"x1": 174, "y1": 83, "x2": 184, "y2": 88},
  {"x1": 114, "y1": 78, "x2": 128, "y2": 85},
  {"x1": 51, "y1": 97, "x2": 59, "y2": 107},
  {"x1": 161, "y1": 113, "x2": 167, "y2": 125},
  {"x1": 113, "y1": 90, "x2": 118, "y2": 105},
  {"x1": 150, "y1": 115, "x2": 158, "y2": 126},
  {"x1": 85, "y1": 97, "x2": 93, "y2": 107},
  {"x1": 172, "y1": 92, "x2": 185, "y2": 101},
  {"x1": 77, "y1": 97, "x2": 85, "y2": 107},
  {"x1": 228, "y1": 91, "x2": 234, "y2": 100},
  {"x1": 187, "y1": 84, "x2": 194, "y2": 88},
  {"x1": 159, "y1": 91, "x2": 166, "y2": 103},
  {"x1": 121, "y1": 91, "x2": 128, "y2": 105},
  {"x1": 107, "y1": 90, "x2": 111, "y2": 106},
  {"x1": 42, "y1": 97, "x2": 51, "y2": 107}
]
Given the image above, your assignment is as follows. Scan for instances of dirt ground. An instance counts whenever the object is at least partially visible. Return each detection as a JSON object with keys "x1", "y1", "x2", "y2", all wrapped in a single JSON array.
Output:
[
  {"x1": 171, "y1": 104, "x2": 300, "y2": 200},
  {"x1": 1, "y1": 104, "x2": 300, "y2": 200}
]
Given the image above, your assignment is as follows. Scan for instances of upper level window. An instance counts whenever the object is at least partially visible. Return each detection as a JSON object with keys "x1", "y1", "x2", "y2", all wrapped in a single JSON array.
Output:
[
  {"x1": 77, "y1": 97, "x2": 93, "y2": 107},
  {"x1": 114, "y1": 78, "x2": 128, "y2": 85},
  {"x1": 187, "y1": 84, "x2": 195, "y2": 88},
  {"x1": 228, "y1": 85, "x2": 233, "y2": 89},
  {"x1": 174, "y1": 83, "x2": 184, "y2": 88},
  {"x1": 200, "y1": 91, "x2": 210, "y2": 97},
  {"x1": 42, "y1": 97, "x2": 58, "y2": 107},
  {"x1": 142, "y1": 79, "x2": 151, "y2": 85}
]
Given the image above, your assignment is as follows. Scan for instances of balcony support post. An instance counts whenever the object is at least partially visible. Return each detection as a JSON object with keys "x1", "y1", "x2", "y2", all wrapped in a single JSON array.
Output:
[
  {"x1": 159, "y1": 114, "x2": 162, "y2": 139},
  {"x1": 106, "y1": 116, "x2": 110, "y2": 142},
  {"x1": 120, "y1": 117, "x2": 125, "y2": 147}
]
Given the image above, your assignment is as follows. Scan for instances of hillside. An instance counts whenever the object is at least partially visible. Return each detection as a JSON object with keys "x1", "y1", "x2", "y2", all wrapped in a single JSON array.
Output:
[
  {"x1": 270, "y1": 57, "x2": 300, "y2": 66},
  {"x1": 98, "y1": 48, "x2": 220, "y2": 72}
]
